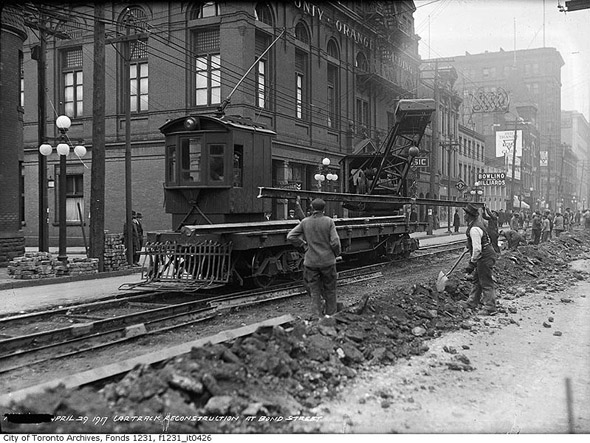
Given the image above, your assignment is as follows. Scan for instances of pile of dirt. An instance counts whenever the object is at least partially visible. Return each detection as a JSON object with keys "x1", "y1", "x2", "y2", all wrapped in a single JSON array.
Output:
[{"x1": 5, "y1": 230, "x2": 590, "y2": 433}]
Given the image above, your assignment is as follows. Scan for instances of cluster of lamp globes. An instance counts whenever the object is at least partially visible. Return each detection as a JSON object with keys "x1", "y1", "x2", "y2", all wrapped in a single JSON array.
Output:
[
  {"x1": 314, "y1": 157, "x2": 338, "y2": 182},
  {"x1": 470, "y1": 181, "x2": 484, "y2": 195},
  {"x1": 38, "y1": 115, "x2": 86, "y2": 158}
]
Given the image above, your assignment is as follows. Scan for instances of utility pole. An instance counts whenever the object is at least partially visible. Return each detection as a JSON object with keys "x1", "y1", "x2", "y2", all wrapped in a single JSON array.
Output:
[
  {"x1": 509, "y1": 117, "x2": 519, "y2": 212},
  {"x1": 443, "y1": 141, "x2": 460, "y2": 232},
  {"x1": 89, "y1": 3, "x2": 106, "y2": 271},
  {"x1": 546, "y1": 139, "x2": 552, "y2": 210},
  {"x1": 428, "y1": 60, "x2": 439, "y2": 235},
  {"x1": 35, "y1": 28, "x2": 48, "y2": 252},
  {"x1": 107, "y1": 16, "x2": 148, "y2": 267}
]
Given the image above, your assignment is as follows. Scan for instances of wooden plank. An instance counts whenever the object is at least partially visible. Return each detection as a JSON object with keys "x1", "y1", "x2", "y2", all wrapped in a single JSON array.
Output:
[{"x1": 0, "y1": 314, "x2": 294, "y2": 407}]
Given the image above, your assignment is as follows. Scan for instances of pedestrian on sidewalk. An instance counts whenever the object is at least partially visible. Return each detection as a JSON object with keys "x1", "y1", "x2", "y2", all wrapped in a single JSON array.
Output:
[
  {"x1": 123, "y1": 211, "x2": 144, "y2": 266},
  {"x1": 453, "y1": 209, "x2": 461, "y2": 233},
  {"x1": 541, "y1": 213, "x2": 551, "y2": 242},
  {"x1": 287, "y1": 198, "x2": 341, "y2": 319},
  {"x1": 459, "y1": 203, "x2": 498, "y2": 316},
  {"x1": 509, "y1": 212, "x2": 520, "y2": 232}
]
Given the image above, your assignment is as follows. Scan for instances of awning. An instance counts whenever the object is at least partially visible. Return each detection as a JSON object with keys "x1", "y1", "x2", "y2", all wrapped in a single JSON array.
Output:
[{"x1": 513, "y1": 196, "x2": 530, "y2": 210}]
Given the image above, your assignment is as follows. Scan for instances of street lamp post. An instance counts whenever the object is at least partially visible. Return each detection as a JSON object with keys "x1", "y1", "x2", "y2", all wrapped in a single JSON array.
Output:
[
  {"x1": 470, "y1": 181, "x2": 483, "y2": 202},
  {"x1": 314, "y1": 157, "x2": 338, "y2": 190},
  {"x1": 39, "y1": 115, "x2": 86, "y2": 264}
]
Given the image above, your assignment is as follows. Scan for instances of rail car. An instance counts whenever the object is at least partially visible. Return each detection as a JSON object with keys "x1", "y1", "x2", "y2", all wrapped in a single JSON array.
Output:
[{"x1": 125, "y1": 99, "x2": 470, "y2": 292}]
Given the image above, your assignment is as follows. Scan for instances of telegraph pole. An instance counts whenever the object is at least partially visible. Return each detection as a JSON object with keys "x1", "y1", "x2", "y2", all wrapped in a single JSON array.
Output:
[
  {"x1": 35, "y1": 28, "x2": 48, "y2": 251},
  {"x1": 428, "y1": 60, "x2": 439, "y2": 235},
  {"x1": 89, "y1": 3, "x2": 106, "y2": 271}
]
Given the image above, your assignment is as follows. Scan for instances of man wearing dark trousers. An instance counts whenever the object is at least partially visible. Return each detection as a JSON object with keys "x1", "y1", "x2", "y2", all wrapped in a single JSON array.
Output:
[
  {"x1": 287, "y1": 198, "x2": 341, "y2": 319},
  {"x1": 459, "y1": 203, "x2": 498, "y2": 316}
]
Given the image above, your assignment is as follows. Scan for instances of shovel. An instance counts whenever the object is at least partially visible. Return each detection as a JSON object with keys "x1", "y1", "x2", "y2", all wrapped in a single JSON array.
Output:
[{"x1": 436, "y1": 250, "x2": 468, "y2": 293}]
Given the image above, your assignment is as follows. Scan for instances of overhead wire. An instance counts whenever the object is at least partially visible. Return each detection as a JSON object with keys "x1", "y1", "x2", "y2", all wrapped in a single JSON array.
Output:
[{"x1": 27, "y1": 2, "x2": 441, "y2": 138}]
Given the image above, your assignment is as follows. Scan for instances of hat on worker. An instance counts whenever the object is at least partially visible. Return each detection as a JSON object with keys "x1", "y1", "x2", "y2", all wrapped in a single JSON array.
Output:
[
  {"x1": 463, "y1": 203, "x2": 480, "y2": 217},
  {"x1": 311, "y1": 198, "x2": 326, "y2": 211}
]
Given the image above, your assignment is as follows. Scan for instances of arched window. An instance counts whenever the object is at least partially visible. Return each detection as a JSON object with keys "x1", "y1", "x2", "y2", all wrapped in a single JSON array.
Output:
[
  {"x1": 327, "y1": 39, "x2": 339, "y2": 59},
  {"x1": 254, "y1": 3, "x2": 273, "y2": 26},
  {"x1": 118, "y1": 6, "x2": 150, "y2": 113},
  {"x1": 295, "y1": 21, "x2": 310, "y2": 44},
  {"x1": 191, "y1": 1, "x2": 219, "y2": 20},
  {"x1": 356, "y1": 52, "x2": 368, "y2": 71}
]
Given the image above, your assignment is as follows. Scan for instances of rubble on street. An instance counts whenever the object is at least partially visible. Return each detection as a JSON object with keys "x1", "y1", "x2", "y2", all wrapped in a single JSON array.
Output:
[{"x1": 5, "y1": 230, "x2": 590, "y2": 433}]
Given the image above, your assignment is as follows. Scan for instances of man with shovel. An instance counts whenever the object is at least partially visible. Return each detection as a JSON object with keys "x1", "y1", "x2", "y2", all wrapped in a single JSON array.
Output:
[{"x1": 459, "y1": 203, "x2": 498, "y2": 315}]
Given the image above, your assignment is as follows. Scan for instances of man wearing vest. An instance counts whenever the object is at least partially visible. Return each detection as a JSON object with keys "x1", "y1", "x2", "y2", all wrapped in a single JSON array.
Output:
[{"x1": 459, "y1": 203, "x2": 498, "y2": 315}]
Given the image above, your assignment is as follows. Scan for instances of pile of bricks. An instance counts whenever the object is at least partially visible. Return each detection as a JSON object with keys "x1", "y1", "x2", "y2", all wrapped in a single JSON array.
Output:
[
  {"x1": 7, "y1": 252, "x2": 57, "y2": 279},
  {"x1": 103, "y1": 233, "x2": 129, "y2": 271},
  {"x1": 68, "y1": 257, "x2": 99, "y2": 276}
]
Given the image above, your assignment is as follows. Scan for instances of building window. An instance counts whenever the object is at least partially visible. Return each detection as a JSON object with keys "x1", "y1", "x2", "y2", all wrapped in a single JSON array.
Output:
[
  {"x1": 356, "y1": 98, "x2": 369, "y2": 133},
  {"x1": 19, "y1": 51, "x2": 24, "y2": 108},
  {"x1": 118, "y1": 7, "x2": 149, "y2": 114},
  {"x1": 254, "y1": 2, "x2": 273, "y2": 25},
  {"x1": 66, "y1": 174, "x2": 84, "y2": 223},
  {"x1": 55, "y1": 173, "x2": 84, "y2": 224},
  {"x1": 129, "y1": 41, "x2": 148, "y2": 113},
  {"x1": 193, "y1": 1, "x2": 219, "y2": 19},
  {"x1": 295, "y1": 21, "x2": 310, "y2": 44},
  {"x1": 62, "y1": 47, "x2": 83, "y2": 118},
  {"x1": 327, "y1": 39, "x2": 339, "y2": 58},
  {"x1": 194, "y1": 29, "x2": 221, "y2": 106},
  {"x1": 295, "y1": 49, "x2": 308, "y2": 121},
  {"x1": 327, "y1": 63, "x2": 339, "y2": 129},
  {"x1": 356, "y1": 52, "x2": 369, "y2": 71},
  {"x1": 255, "y1": 32, "x2": 271, "y2": 110}
]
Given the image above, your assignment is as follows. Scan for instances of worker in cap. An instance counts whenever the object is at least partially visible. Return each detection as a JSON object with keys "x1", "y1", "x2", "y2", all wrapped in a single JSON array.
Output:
[
  {"x1": 287, "y1": 198, "x2": 341, "y2": 319},
  {"x1": 459, "y1": 203, "x2": 498, "y2": 315}
]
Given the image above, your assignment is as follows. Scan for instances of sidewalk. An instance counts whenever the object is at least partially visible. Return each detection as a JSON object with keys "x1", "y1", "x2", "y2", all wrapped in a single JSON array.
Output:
[{"x1": 0, "y1": 229, "x2": 465, "y2": 317}]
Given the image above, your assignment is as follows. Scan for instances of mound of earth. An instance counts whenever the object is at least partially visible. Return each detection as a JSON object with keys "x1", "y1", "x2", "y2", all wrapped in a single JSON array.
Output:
[{"x1": 5, "y1": 230, "x2": 590, "y2": 433}]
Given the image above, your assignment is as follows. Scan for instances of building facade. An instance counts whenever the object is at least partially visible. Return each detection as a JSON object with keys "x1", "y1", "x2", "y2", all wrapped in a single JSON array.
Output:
[
  {"x1": 0, "y1": 6, "x2": 27, "y2": 265},
  {"x1": 19, "y1": 1, "x2": 422, "y2": 247},
  {"x1": 450, "y1": 47, "x2": 563, "y2": 210},
  {"x1": 416, "y1": 62, "x2": 462, "y2": 227},
  {"x1": 561, "y1": 110, "x2": 590, "y2": 210}
]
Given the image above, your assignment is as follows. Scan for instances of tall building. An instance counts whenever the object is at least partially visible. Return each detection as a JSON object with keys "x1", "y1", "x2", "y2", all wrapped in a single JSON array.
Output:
[
  {"x1": 19, "y1": 1, "x2": 422, "y2": 247},
  {"x1": 561, "y1": 110, "x2": 590, "y2": 209},
  {"x1": 450, "y1": 47, "x2": 563, "y2": 210}
]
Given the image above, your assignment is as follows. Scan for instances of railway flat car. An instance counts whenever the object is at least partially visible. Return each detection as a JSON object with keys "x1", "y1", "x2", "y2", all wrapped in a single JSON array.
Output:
[{"x1": 125, "y1": 99, "x2": 473, "y2": 292}]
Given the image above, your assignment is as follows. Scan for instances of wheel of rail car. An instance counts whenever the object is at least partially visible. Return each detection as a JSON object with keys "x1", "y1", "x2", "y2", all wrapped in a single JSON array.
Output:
[{"x1": 250, "y1": 249, "x2": 278, "y2": 288}]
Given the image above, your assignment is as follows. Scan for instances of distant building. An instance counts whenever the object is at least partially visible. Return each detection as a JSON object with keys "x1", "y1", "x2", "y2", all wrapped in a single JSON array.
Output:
[
  {"x1": 449, "y1": 47, "x2": 563, "y2": 210},
  {"x1": 561, "y1": 110, "x2": 590, "y2": 210}
]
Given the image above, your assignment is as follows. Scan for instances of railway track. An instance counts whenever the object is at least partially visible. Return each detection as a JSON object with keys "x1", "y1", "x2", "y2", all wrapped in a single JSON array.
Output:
[{"x1": 0, "y1": 241, "x2": 463, "y2": 376}]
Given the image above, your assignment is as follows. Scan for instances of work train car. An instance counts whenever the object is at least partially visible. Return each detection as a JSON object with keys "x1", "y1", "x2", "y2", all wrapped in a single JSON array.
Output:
[{"x1": 136, "y1": 102, "x2": 435, "y2": 292}]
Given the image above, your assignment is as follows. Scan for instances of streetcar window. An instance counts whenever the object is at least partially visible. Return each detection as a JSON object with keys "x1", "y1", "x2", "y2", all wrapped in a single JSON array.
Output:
[
  {"x1": 209, "y1": 144, "x2": 225, "y2": 182},
  {"x1": 180, "y1": 137, "x2": 202, "y2": 184},
  {"x1": 166, "y1": 144, "x2": 176, "y2": 184},
  {"x1": 233, "y1": 145, "x2": 243, "y2": 188}
]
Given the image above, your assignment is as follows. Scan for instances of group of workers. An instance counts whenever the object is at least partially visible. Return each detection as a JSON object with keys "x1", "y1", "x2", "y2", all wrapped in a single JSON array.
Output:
[{"x1": 285, "y1": 197, "x2": 504, "y2": 319}]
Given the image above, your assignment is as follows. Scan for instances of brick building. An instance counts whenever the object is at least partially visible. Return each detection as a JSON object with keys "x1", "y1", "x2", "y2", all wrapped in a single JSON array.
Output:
[
  {"x1": 561, "y1": 110, "x2": 590, "y2": 210},
  {"x1": 450, "y1": 47, "x2": 563, "y2": 210},
  {"x1": 0, "y1": 6, "x2": 27, "y2": 265},
  {"x1": 19, "y1": 1, "x2": 422, "y2": 247}
]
